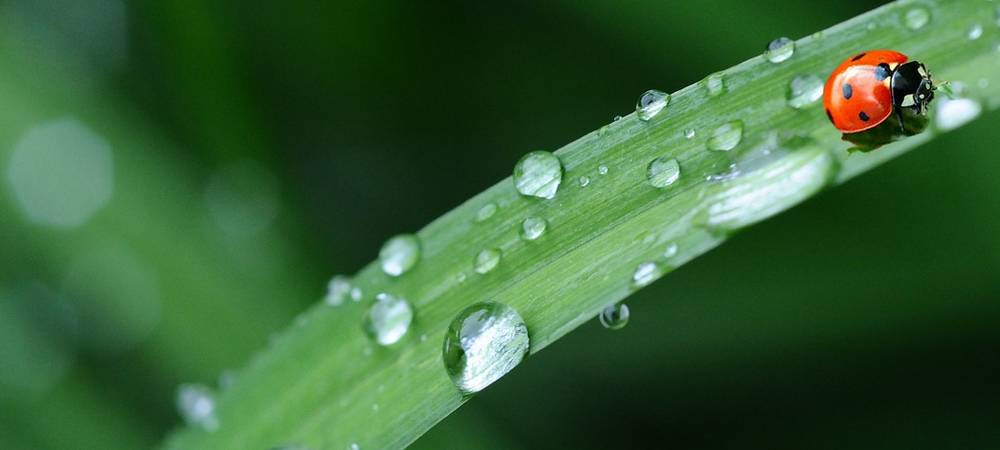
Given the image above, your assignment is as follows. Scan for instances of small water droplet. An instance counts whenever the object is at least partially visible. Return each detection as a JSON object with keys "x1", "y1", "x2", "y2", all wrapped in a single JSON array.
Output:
[
  {"x1": 598, "y1": 165, "x2": 609, "y2": 175},
  {"x1": 420, "y1": 334, "x2": 428, "y2": 342},
  {"x1": 705, "y1": 72, "x2": 726, "y2": 97},
  {"x1": 379, "y1": 234, "x2": 421, "y2": 277},
  {"x1": 632, "y1": 262, "x2": 662, "y2": 288},
  {"x1": 968, "y1": 23, "x2": 984, "y2": 40},
  {"x1": 935, "y1": 98, "x2": 983, "y2": 131},
  {"x1": 520, "y1": 217, "x2": 548, "y2": 241},
  {"x1": 443, "y1": 302, "x2": 530, "y2": 394},
  {"x1": 363, "y1": 293, "x2": 414, "y2": 346},
  {"x1": 325, "y1": 275, "x2": 352, "y2": 306},
  {"x1": 475, "y1": 203, "x2": 498, "y2": 222},
  {"x1": 646, "y1": 157, "x2": 681, "y2": 189},
  {"x1": 664, "y1": 243, "x2": 679, "y2": 259},
  {"x1": 636, "y1": 89, "x2": 670, "y2": 121},
  {"x1": 513, "y1": 151, "x2": 563, "y2": 199},
  {"x1": 176, "y1": 384, "x2": 219, "y2": 431},
  {"x1": 456, "y1": 272, "x2": 468, "y2": 283},
  {"x1": 787, "y1": 74, "x2": 824, "y2": 109},
  {"x1": 904, "y1": 7, "x2": 930, "y2": 30},
  {"x1": 599, "y1": 303, "x2": 630, "y2": 330},
  {"x1": 349, "y1": 443, "x2": 360, "y2": 450},
  {"x1": 578, "y1": 176, "x2": 591, "y2": 187},
  {"x1": 684, "y1": 128, "x2": 696, "y2": 139},
  {"x1": 350, "y1": 287, "x2": 363, "y2": 302},
  {"x1": 613, "y1": 115, "x2": 623, "y2": 122},
  {"x1": 707, "y1": 121, "x2": 744, "y2": 152},
  {"x1": 764, "y1": 37, "x2": 795, "y2": 63},
  {"x1": 474, "y1": 248, "x2": 502, "y2": 274}
]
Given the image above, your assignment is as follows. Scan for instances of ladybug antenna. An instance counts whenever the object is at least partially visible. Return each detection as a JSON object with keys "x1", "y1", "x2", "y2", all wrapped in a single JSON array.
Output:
[{"x1": 935, "y1": 80, "x2": 957, "y2": 99}]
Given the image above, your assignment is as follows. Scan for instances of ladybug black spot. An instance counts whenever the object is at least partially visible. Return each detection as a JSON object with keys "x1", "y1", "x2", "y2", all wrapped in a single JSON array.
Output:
[
  {"x1": 826, "y1": 109, "x2": 835, "y2": 124},
  {"x1": 842, "y1": 83, "x2": 853, "y2": 100},
  {"x1": 851, "y1": 53, "x2": 866, "y2": 61},
  {"x1": 859, "y1": 111, "x2": 871, "y2": 122},
  {"x1": 875, "y1": 63, "x2": 891, "y2": 81}
]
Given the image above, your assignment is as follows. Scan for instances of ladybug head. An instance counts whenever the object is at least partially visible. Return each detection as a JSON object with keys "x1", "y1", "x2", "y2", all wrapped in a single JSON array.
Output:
[{"x1": 892, "y1": 61, "x2": 935, "y2": 114}]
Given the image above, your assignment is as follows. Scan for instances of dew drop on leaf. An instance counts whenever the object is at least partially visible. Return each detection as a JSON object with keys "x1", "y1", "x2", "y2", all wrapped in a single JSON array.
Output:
[
  {"x1": 474, "y1": 248, "x2": 502, "y2": 274},
  {"x1": 379, "y1": 234, "x2": 421, "y2": 277},
  {"x1": 646, "y1": 157, "x2": 681, "y2": 188},
  {"x1": 707, "y1": 121, "x2": 744, "y2": 152},
  {"x1": 636, "y1": 89, "x2": 670, "y2": 121},
  {"x1": 599, "y1": 303, "x2": 630, "y2": 330},
  {"x1": 513, "y1": 151, "x2": 563, "y2": 199},
  {"x1": 363, "y1": 293, "x2": 414, "y2": 346},
  {"x1": 764, "y1": 37, "x2": 795, "y2": 63},
  {"x1": 176, "y1": 383, "x2": 219, "y2": 431},
  {"x1": 520, "y1": 217, "x2": 548, "y2": 241},
  {"x1": 443, "y1": 302, "x2": 530, "y2": 394}
]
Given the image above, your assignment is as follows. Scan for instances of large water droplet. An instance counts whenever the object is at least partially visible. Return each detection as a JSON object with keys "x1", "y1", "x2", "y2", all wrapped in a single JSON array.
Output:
[
  {"x1": 363, "y1": 293, "x2": 414, "y2": 346},
  {"x1": 513, "y1": 151, "x2": 563, "y2": 199},
  {"x1": 475, "y1": 203, "x2": 498, "y2": 222},
  {"x1": 636, "y1": 89, "x2": 670, "y2": 121},
  {"x1": 443, "y1": 302, "x2": 529, "y2": 395},
  {"x1": 379, "y1": 234, "x2": 421, "y2": 277},
  {"x1": 968, "y1": 23, "x2": 983, "y2": 40},
  {"x1": 787, "y1": 74, "x2": 824, "y2": 109},
  {"x1": 707, "y1": 121, "x2": 744, "y2": 152},
  {"x1": 904, "y1": 7, "x2": 930, "y2": 30},
  {"x1": 176, "y1": 383, "x2": 219, "y2": 431},
  {"x1": 632, "y1": 262, "x2": 662, "y2": 288},
  {"x1": 520, "y1": 217, "x2": 548, "y2": 241},
  {"x1": 764, "y1": 37, "x2": 795, "y2": 63},
  {"x1": 474, "y1": 248, "x2": 502, "y2": 274},
  {"x1": 646, "y1": 157, "x2": 681, "y2": 188},
  {"x1": 325, "y1": 275, "x2": 352, "y2": 306},
  {"x1": 705, "y1": 72, "x2": 726, "y2": 97},
  {"x1": 935, "y1": 98, "x2": 982, "y2": 131},
  {"x1": 599, "y1": 303, "x2": 630, "y2": 330}
]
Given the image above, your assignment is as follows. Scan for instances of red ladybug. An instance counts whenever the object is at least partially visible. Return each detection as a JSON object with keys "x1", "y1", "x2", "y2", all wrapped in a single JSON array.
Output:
[{"x1": 824, "y1": 50, "x2": 935, "y2": 136}]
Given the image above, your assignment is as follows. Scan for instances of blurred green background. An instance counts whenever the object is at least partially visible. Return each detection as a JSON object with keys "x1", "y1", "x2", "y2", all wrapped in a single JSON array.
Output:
[{"x1": 1, "y1": 0, "x2": 998, "y2": 449}]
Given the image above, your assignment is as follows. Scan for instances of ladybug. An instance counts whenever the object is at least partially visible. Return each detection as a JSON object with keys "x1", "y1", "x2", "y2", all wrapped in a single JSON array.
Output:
[{"x1": 823, "y1": 50, "x2": 935, "y2": 150}]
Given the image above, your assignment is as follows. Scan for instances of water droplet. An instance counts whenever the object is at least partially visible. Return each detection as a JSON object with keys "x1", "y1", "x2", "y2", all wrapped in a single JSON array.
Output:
[
  {"x1": 632, "y1": 262, "x2": 662, "y2": 288},
  {"x1": 350, "y1": 286, "x2": 363, "y2": 302},
  {"x1": 613, "y1": 115, "x2": 623, "y2": 122},
  {"x1": 705, "y1": 72, "x2": 726, "y2": 97},
  {"x1": 707, "y1": 121, "x2": 744, "y2": 152},
  {"x1": 664, "y1": 243, "x2": 679, "y2": 259},
  {"x1": 475, "y1": 203, "x2": 498, "y2": 222},
  {"x1": 349, "y1": 443, "x2": 360, "y2": 450},
  {"x1": 904, "y1": 8, "x2": 930, "y2": 30},
  {"x1": 379, "y1": 234, "x2": 421, "y2": 277},
  {"x1": 646, "y1": 157, "x2": 681, "y2": 189},
  {"x1": 598, "y1": 165, "x2": 609, "y2": 175},
  {"x1": 636, "y1": 89, "x2": 670, "y2": 121},
  {"x1": 684, "y1": 128, "x2": 696, "y2": 139},
  {"x1": 787, "y1": 74, "x2": 824, "y2": 109},
  {"x1": 599, "y1": 303, "x2": 630, "y2": 330},
  {"x1": 442, "y1": 302, "x2": 529, "y2": 394},
  {"x1": 513, "y1": 151, "x2": 563, "y2": 199},
  {"x1": 578, "y1": 175, "x2": 591, "y2": 187},
  {"x1": 363, "y1": 293, "x2": 414, "y2": 346},
  {"x1": 456, "y1": 272, "x2": 468, "y2": 283},
  {"x1": 420, "y1": 334, "x2": 428, "y2": 342},
  {"x1": 968, "y1": 23, "x2": 983, "y2": 40},
  {"x1": 935, "y1": 98, "x2": 982, "y2": 131},
  {"x1": 325, "y1": 275, "x2": 352, "y2": 306},
  {"x1": 764, "y1": 37, "x2": 795, "y2": 63},
  {"x1": 176, "y1": 384, "x2": 219, "y2": 431},
  {"x1": 474, "y1": 248, "x2": 502, "y2": 274},
  {"x1": 520, "y1": 217, "x2": 548, "y2": 241}
]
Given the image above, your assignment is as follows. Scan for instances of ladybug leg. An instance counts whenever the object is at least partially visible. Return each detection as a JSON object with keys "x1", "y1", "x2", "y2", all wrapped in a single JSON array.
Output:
[{"x1": 895, "y1": 107, "x2": 906, "y2": 133}]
